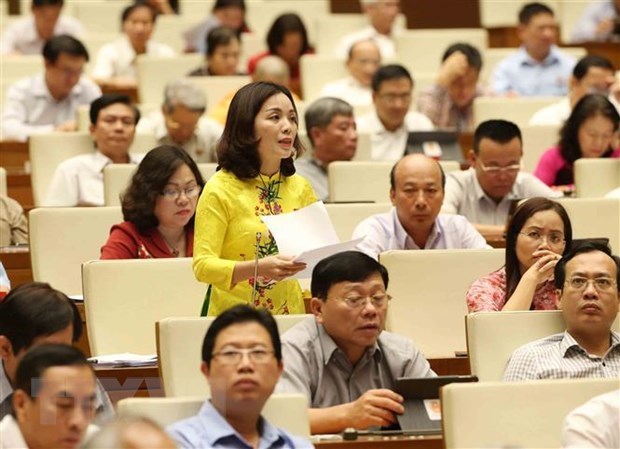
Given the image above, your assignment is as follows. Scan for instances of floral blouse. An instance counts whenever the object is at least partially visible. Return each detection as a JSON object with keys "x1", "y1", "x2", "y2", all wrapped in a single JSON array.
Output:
[
  {"x1": 466, "y1": 267, "x2": 559, "y2": 312},
  {"x1": 193, "y1": 169, "x2": 317, "y2": 316}
]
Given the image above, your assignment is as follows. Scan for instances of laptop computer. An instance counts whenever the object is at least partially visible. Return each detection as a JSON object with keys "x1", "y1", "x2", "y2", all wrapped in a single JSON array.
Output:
[
  {"x1": 404, "y1": 131, "x2": 463, "y2": 162},
  {"x1": 394, "y1": 375, "x2": 478, "y2": 435}
]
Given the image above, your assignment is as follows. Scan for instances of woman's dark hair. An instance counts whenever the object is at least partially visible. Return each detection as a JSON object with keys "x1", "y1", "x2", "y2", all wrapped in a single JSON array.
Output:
[
  {"x1": 558, "y1": 94, "x2": 620, "y2": 182},
  {"x1": 217, "y1": 81, "x2": 303, "y2": 178},
  {"x1": 266, "y1": 13, "x2": 309, "y2": 56},
  {"x1": 121, "y1": 145, "x2": 205, "y2": 233},
  {"x1": 206, "y1": 26, "x2": 240, "y2": 57},
  {"x1": 504, "y1": 197, "x2": 573, "y2": 303}
]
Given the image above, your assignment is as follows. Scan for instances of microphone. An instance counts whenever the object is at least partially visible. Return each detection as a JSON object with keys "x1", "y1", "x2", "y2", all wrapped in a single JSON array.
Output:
[{"x1": 251, "y1": 231, "x2": 262, "y2": 305}]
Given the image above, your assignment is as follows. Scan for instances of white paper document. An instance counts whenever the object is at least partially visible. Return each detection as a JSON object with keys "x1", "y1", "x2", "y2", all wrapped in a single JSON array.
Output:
[
  {"x1": 88, "y1": 353, "x2": 157, "y2": 367},
  {"x1": 261, "y1": 201, "x2": 362, "y2": 279}
]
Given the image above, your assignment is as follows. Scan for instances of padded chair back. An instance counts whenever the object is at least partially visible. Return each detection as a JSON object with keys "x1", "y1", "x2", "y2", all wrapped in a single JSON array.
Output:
[
  {"x1": 574, "y1": 159, "x2": 620, "y2": 199},
  {"x1": 442, "y1": 378, "x2": 619, "y2": 449},
  {"x1": 29, "y1": 207, "x2": 123, "y2": 295},
  {"x1": 328, "y1": 160, "x2": 460, "y2": 203},
  {"x1": 117, "y1": 394, "x2": 311, "y2": 437},
  {"x1": 72, "y1": 2, "x2": 129, "y2": 34},
  {"x1": 0, "y1": 55, "x2": 44, "y2": 82},
  {"x1": 381, "y1": 249, "x2": 505, "y2": 358},
  {"x1": 395, "y1": 29, "x2": 488, "y2": 73},
  {"x1": 473, "y1": 96, "x2": 559, "y2": 128},
  {"x1": 136, "y1": 54, "x2": 203, "y2": 104},
  {"x1": 151, "y1": 15, "x2": 196, "y2": 53},
  {"x1": 521, "y1": 124, "x2": 561, "y2": 173},
  {"x1": 82, "y1": 259, "x2": 206, "y2": 356},
  {"x1": 0, "y1": 167, "x2": 6, "y2": 197},
  {"x1": 185, "y1": 76, "x2": 252, "y2": 111},
  {"x1": 324, "y1": 202, "x2": 392, "y2": 241},
  {"x1": 466, "y1": 310, "x2": 620, "y2": 381},
  {"x1": 29, "y1": 132, "x2": 156, "y2": 207},
  {"x1": 300, "y1": 54, "x2": 348, "y2": 102},
  {"x1": 103, "y1": 163, "x2": 218, "y2": 206},
  {"x1": 157, "y1": 315, "x2": 312, "y2": 397},
  {"x1": 557, "y1": 198, "x2": 620, "y2": 254}
]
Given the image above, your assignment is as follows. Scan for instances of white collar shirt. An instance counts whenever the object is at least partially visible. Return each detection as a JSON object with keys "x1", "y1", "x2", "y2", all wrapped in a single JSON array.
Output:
[
  {"x1": 0, "y1": 15, "x2": 84, "y2": 55},
  {"x1": 319, "y1": 76, "x2": 373, "y2": 107},
  {"x1": 336, "y1": 25, "x2": 399, "y2": 59}
]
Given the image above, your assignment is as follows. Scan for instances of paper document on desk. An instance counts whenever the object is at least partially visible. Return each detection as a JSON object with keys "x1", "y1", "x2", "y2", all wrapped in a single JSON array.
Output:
[
  {"x1": 261, "y1": 201, "x2": 362, "y2": 279},
  {"x1": 88, "y1": 353, "x2": 157, "y2": 367}
]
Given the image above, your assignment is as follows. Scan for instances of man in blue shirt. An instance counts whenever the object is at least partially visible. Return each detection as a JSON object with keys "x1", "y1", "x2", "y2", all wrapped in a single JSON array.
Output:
[
  {"x1": 491, "y1": 2, "x2": 576, "y2": 96},
  {"x1": 167, "y1": 305, "x2": 313, "y2": 448}
]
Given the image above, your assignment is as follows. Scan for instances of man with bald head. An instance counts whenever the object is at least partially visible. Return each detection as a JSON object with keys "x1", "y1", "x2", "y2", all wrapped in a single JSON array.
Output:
[
  {"x1": 353, "y1": 154, "x2": 487, "y2": 259},
  {"x1": 320, "y1": 39, "x2": 381, "y2": 106}
]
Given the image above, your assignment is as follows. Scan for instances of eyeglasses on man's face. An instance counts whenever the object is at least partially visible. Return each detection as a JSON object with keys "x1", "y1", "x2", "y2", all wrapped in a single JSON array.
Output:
[
  {"x1": 477, "y1": 160, "x2": 522, "y2": 174},
  {"x1": 565, "y1": 276, "x2": 617, "y2": 292},
  {"x1": 211, "y1": 347, "x2": 275, "y2": 365},
  {"x1": 329, "y1": 294, "x2": 392, "y2": 309}
]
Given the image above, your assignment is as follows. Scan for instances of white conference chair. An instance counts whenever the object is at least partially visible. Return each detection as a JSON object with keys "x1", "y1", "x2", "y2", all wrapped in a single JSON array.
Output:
[
  {"x1": 117, "y1": 394, "x2": 311, "y2": 438},
  {"x1": 324, "y1": 202, "x2": 392, "y2": 242},
  {"x1": 473, "y1": 96, "x2": 560, "y2": 129},
  {"x1": 185, "y1": 76, "x2": 251, "y2": 111},
  {"x1": 520, "y1": 124, "x2": 561, "y2": 173},
  {"x1": 82, "y1": 258, "x2": 207, "y2": 356},
  {"x1": 156, "y1": 315, "x2": 312, "y2": 397},
  {"x1": 381, "y1": 249, "x2": 505, "y2": 358},
  {"x1": 557, "y1": 198, "x2": 620, "y2": 254},
  {"x1": 72, "y1": 2, "x2": 130, "y2": 34},
  {"x1": 442, "y1": 378, "x2": 619, "y2": 449},
  {"x1": 299, "y1": 54, "x2": 348, "y2": 102},
  {"x1": 29, "y1": 207, "x2": 123, "y2": 296},
  {"x1": 466, "y1": 310, "x2": 620, "y2": 382},
  {"x1": 136, "y1": 54, "x2": 203, "y2": 104},
  {"x1": 0, "y1": 167, "x2": 6, "y2": 197},
  {"x1": 574, "y1": 159, "x2": 620, "y2": 199}
]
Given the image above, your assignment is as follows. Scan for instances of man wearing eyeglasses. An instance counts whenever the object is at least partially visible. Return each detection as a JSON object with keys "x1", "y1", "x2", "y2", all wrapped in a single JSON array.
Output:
[
  {"x1": 503, "y1": 241, "x2": 620, "y2": 381},
  {"x1": 441, "y1": 119, "x2": 560, "y2": 241},
  {"x1": 276, "y1": 251, "x2": 435, "y2": 434},
  {"x1": 167, "y1": 305, "x2": 313, "y2": 448},
  {"x1": 353, "y1": 154, "x2": 488, "y2": 259}
]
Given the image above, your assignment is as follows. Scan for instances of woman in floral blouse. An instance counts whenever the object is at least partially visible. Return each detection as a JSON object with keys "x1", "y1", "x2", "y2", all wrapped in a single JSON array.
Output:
[
  {"x1": 193, "y1": 81, "x2": 317, "y2": 316},
  {"x1": 466, "y1": 197, "x2": 572, "y2": 312}
]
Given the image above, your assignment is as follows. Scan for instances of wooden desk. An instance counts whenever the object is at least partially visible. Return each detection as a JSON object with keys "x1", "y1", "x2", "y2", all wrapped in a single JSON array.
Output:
[
  {"x1": 0, "y1": 140, "x2": 28, "y2": 170},
  {"x1": 315, "y1": 434, "x2": 442, "y2": 449},
  {"x1": 0, "y1": 247, "x2": 32, "y2": 287},
  {"x1": 94, "y1": 365, "x2": 163, "y2": 404}
]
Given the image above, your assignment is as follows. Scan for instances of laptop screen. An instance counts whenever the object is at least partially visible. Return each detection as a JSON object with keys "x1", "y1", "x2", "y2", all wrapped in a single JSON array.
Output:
[{"x1": 405, "y1": 131, "x2": 463, "y2": 162}]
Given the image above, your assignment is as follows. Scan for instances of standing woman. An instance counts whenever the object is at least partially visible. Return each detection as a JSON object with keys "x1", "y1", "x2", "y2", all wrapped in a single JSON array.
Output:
[
  {"x1": 534, "y1": 94, "x2": 620, "y2": 189},
  {"x1": 193, "y1": 81, "x2": 317, "y2": 316},
  {"x1": 101, "y1": 145, "x2": 205, "y2": 259},
  {"x1": 466, "y1": 197, "x2": 573, "y2": 312}
]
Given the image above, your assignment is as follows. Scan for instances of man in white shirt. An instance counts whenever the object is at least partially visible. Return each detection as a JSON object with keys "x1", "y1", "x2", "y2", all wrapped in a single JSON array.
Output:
[
  {"x1": 320, "y1": 40, "x2": 381, "y2": 107},
  {"x1": 297, "y1": 98, "x2": 358, "y2": 201},
  {"x1": 337, "y1": 0, "x2": 400, "y2": 59},
  {"x1": 137, "y1": 79, "x2": 223, "y2": 163},
  {"x1": 44, "y1": 94, "x2": 141, "y2": 207},
  {"x1": 529, "y1": 55, "x2": 619, "y2": 126},
  {"x1": 354, "y1": 154, "x2": 488, "y2": 259},
  {"x1": 1, "y1": 35, "x2": 101, "y2": 142},
  {"x1": 0, "y1": 344, "x2": 98, "y2": 449},
  {"x1": 356, "y1": 64, "x2": 434, "y2": 162},
  {"x1": 441, "y1": 119, "x2": 560, "y2": 240},
  {"x1": 0, "y1": 0, "x2": 84, "y2": 55},
  {"x1": 562, "y1": 390, "x2": 619, "y2": 449}
]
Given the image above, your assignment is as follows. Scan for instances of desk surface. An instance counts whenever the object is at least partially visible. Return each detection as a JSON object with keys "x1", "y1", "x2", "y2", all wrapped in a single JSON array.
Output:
[{"x1": 315, "y1": 434, "x2": 442, "y2": 449}]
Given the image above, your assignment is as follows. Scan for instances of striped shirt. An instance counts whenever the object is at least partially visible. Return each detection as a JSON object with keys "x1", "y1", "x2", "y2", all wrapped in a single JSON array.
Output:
[{"x1": 503, "y1": 331, "x2": 620, "y2": 381}]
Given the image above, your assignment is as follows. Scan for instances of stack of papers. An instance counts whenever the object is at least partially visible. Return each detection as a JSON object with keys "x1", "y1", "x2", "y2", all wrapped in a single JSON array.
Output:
[{"x1": 88, "y1": 353, "x2": 157, "y2": 367}]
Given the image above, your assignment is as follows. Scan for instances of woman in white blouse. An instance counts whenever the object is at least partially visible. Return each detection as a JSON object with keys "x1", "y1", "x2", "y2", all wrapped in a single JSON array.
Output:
[{"x1": 91, "y1": 1, "x2": 175, "y2": 89}]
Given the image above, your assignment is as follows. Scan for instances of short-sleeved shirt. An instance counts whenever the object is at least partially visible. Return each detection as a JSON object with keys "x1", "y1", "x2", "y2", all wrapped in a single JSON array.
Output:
[
  {"x1": 503, "y1": 331, "x2": 620, "y2": 381},
  {"x1": 353, "y1": 208, "x2": 489, "y2": 259},
  {"x1": 466, "y1": 267, "x2": 558, "y2": 312},
  {"x1": 491, "y1": 46, "x2": 576, "y2": 97},
  {"x1": 356, "y1": 110, "x2": 434, "y2": 162},
  {"x1": 167, "y1": 400, "x2": 313, "y2": 449},
  {"x1": 562, "y1": 390, "x2": 620, "y2": 449},
  {"x1": 276, "y1": 316, "x2": 436, "y2": 408},
  {"x1": 0, "y1": 15, "x2": 84, "y2": 55},
  {"x1": 319, "y1": 76, "x2": 373, "y2": 107},
  {"x1": 1, "y1": 74, "x2": 101, "y2": 142},
  {"x1": 43, "y1": 151, "x2": 143, "y2": 207},
  {"x1": 441, "y1": 168, "x2": 561, "y2": 226}
]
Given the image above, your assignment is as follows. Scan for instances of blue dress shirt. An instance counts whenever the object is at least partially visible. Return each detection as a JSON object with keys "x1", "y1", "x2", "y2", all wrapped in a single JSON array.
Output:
[
  {"x1": 491, "y1": 46, "x2": 576, "y2": 96},
  {"x1": 166, "y1": 400, "x2": 314, "y2": 449}
]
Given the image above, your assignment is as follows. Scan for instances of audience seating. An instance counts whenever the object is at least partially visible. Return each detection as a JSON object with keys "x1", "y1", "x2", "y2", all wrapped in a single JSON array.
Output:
[
  {"x1": 103, "y1": 162, "x2": 218, "y2": 206},
  {"x1": 557, "y1": 1, "x2": 591, "y2": 44},
  {"x1": 239, "y1": 32, "x2": 267, "y2": 73},
  {"x1": 29, "y1": 206, "x2": 123, "y2": 296},
  {"x1": 441, "y1": 377, "x2": 619, "y2": 449},
  {"x1": 151, "y1": 15, "x2": 197, "y2": 54},
  {"x1": 117, "y1": 394, "x2": 311, "y2": 438},
  {"x1": 395, "y1": 29, "x2": 488, "y2": 73},
  {"x1": 29, "y1": 132, "x2": 157, "y2": 206},
  {"x1": 473, "y1": 96, "x2": 559, "y2": 128},
  {"x1": 466, "y1": 310, "x2": 620, "y2": 381},
  {"x1": 324, "y1": 202, "x2": 392, "y2": 241},
  {"x1": 574, "y1": 159, "x2": 620, "y2": 199},
  {"x1": 328, "y1": 160, "x2": 460, "y2": 203},
  {"x1": 156, "y1": 314, "x2": 311, "y2": 397},
  {"x1": 136, "y1": 54, "x2": 203, "y2": 104},
  {"x1": 185, "y1": 75, "x2": 252, "y2": 112},
  {"x1": 178, "y1": 0, "x2": 215, "y2": 19},
  {"x1": 82, "y1": 258, "x2": 207, "y2": 356},
  {"x1": 381, "y1": 249, "x2": 505, "y2": 358},
  {"x1": 520, "y1": 124, "x2": 561, "y2": 172},
  {"x1": 0, "y1": 167, "x2": 6, "y2": 197},
  {"x1": 71, "y1": 2, "x2": 130, "y2": 34},
  {"x1": 557, "y1": 198, "x2": 620, "y2": 254},
  {"x1": 299, "y1": 54, "x2": 348, "y2": 102},
  {"x1": 0, "y1": 55, "x2": 43, "y2": 84},
  {"x1": 82, "y1": 33, "x2": 122, "y2": 72}
]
